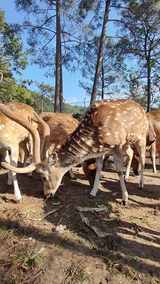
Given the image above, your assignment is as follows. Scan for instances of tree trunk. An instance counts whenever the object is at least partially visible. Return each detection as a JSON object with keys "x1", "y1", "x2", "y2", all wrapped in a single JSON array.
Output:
[
  {"x1": 54, "y1": 0, "x2": 61, "y2": 112},
  {"x1": 90, "y1": 0, "x2": 111, "y2": 106},
  {"x1": 101, "y1": 59, "x2": 104, "y2": 100},
  {"x1": 60, "y1": 37, "x2": 64, "y2": 112},
  {"x1": 146, "y1": 59, "x2": 151, "y2": 112}
]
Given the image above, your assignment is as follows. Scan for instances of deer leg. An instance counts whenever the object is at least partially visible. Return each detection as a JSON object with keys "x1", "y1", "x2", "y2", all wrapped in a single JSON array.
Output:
[
  {"x1": 113, "y1": 147, "x2": 128, "y2": 205},
  {"x1": 90, "y1": 156, "x2": 103, "y2": 197},
  {"x1": 150, "y1": 142, "x2": 156, "y2": 173},
  {"x1": 10, "y1": 147, "x2": 22, "y2": 202},
  {"x1": 6, "y1": 151, "x2": 12, "y2": 185},
  {"x1": 135, "y1": 142, "x2": 146, "y2": 189},
  {"x1": 125, "y1": 145, "x2": 133, "y2": 181}
]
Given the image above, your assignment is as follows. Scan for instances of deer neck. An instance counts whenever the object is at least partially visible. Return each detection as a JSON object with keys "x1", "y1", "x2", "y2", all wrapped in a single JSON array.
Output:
[{"x1": 55, "y1": 113, "x2": 109, "y2": 170}]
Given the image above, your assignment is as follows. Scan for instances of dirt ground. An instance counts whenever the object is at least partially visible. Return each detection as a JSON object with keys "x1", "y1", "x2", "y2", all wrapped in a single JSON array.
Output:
[{"x1": 0, "y1": 161, "x2": 160, "y2": 284}]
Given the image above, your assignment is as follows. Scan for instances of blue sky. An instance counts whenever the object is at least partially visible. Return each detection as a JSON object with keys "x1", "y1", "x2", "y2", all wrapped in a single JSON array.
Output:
[{"x1": 0, "y1": 0, "x2": 118, "y2": 106}]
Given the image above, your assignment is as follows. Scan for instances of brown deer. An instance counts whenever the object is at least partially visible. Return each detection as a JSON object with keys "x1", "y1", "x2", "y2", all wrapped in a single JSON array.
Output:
[
  {"x1": 0, "y1": 102, "x2": 49, "y2": 202},
  {"x1": 39, "y1": 112, "x2": 79, "y2": 179},
  {"x1": 39, "y1": 112, "x2": 79, "y2": 157},
  {"x1": 0, "y1": 100, "x2": 151, "y2": 205}
]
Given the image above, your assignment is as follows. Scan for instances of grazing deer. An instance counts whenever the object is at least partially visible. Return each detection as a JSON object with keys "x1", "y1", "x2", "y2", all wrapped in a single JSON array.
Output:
[
  {"x1": 0, "y1": 100, "x2": 153, "y2": 205},
  {"x1": 39, "y1": 112, "x2": 79, "y2": 179},
  {"x1": 0, "y1": 102, "x2": 49, "y2": 202}
]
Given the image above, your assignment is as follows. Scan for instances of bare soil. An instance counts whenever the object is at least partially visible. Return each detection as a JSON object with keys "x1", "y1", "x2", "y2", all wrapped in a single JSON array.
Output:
[{"x1": 0, "y1": 162, "x2": 160, "y2": 284}]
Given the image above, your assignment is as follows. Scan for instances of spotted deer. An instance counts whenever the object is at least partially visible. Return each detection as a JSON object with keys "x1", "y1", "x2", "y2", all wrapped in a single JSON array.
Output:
[
  {"x1": 116, "y1": 110, "x2": 158, "y2": 178},
  {"x1": 0, "y1": 100, "x2": 152, "y2": 205},
  {"x1": 0, "y1": 102, "x2": 49, "y2": 202}
]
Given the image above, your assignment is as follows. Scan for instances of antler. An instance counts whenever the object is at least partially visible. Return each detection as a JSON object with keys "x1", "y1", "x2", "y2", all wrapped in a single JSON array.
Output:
[
  {"x1": 0, "y1": 103, "x2": 41, "y2": 164},
  {"x1": 32, "y1": 111, "x2": 50, "y2": 160}
]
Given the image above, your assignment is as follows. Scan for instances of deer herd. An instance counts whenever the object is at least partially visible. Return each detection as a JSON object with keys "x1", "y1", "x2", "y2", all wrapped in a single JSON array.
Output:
[{"x1": 0, "y1": 99, "x2": 159, "y2": 206}]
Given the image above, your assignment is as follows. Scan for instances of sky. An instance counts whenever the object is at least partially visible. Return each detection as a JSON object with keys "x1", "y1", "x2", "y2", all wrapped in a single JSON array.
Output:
[{"x1": 0, "y1": 0, "x2": 118, "y2": 106}]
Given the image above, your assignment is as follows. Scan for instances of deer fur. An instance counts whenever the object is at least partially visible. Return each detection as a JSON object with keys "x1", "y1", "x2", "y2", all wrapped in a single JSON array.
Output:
[
  {"x1": 83, "y1": 144, "x2": 134, "y2": 197},
  {"x1": 39, "y1": 112, "x2": 79, "y2": 179},
  {"x1": 84, "y1": 110, "x2": 158, "y2": 198},
  {"x1": 120, "y1": 110, "x2": 159, "y2": 178},
  {"x1": 39, "y1": 112, "x2": 79, "y2": 157}
]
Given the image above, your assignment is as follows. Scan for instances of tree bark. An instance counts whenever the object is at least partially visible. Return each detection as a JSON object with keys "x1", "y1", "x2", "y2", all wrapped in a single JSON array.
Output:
[
  {"x1": 90, "y1": 0, "x2": 111, "y2": 106},
  {"x1": 146, "y1": 58, "x2": 151, "y2": 112},
  {"x1": 59, "y1": 36, "x2": 64, "y2": 112},
  {"x1": 101, "y1": 59, "x2": 104, "y2": 100},
  {"x1": 54, "y1": 0, "x2": 62, "y2": 112}
]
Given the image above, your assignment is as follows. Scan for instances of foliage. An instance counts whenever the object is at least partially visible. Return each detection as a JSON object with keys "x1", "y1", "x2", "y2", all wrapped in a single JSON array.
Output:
[
  {"x1": 0, "y1": 10, "x2": 27, "y2": 73},
  {"x1": 63, "y1": 102, "x2": 85, "y2": 114},
  {"x1": 0, "y1": 9, "x2": 28, "y2": 105},
  {"x1": 114, "y1": 0, "x2": 160, "y2": 109}
]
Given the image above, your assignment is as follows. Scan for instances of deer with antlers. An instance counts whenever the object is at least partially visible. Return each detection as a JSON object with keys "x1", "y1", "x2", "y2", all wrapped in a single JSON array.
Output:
[
  {"x1": 0, "y1": 99, "x2": 153, "y2": 205},
  {"x1": 0, "y1": 102, "x2": 49, "y2": 202}
]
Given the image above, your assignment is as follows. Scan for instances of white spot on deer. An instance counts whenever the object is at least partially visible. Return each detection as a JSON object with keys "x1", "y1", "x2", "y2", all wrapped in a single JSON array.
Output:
[
  {"x1": 86, "y1": 140, "x2": 93, "y2": 146},
  {"x1": 0, "y1": 124, "x2": 5, "y2": 129},
  {"x1": 106, "y1": 132, "x2": 111, "y2": 136}
]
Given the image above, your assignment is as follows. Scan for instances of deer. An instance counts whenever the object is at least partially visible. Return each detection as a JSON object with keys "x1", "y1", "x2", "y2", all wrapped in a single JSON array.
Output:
[
  {"x1": 146, "y1": 110, "x2": 160, "y2": 173},
  {"x1": 85, "y1": 109, "x2": 159, "y2": 199},
  {"x1": 115, "y1": 110, "x2": 159, "y2": 179},
  {"x1": 39, "y1": 112, "x2": 79, "y2": 179},
  {"x1": 0, "y1": 99, "x2": 153, "y2": 205},
  {"x1": 0, "y1": 102, "x2": 50, "y2": 202},
  {"x1": 39, "y1": 112, "x2": 79, "y2": 157}
]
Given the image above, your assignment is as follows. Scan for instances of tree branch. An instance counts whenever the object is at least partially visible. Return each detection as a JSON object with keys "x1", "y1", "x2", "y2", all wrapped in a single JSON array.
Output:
[
  {"x1": 41, "y1": 34, "x2": 56, "y2": 50},
  {"x1": 39, "y1": 15, "x2": 56, "y2": 28},
  {"x1": 23, "y1": 24, "x2": 55, "y2": 33}
]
